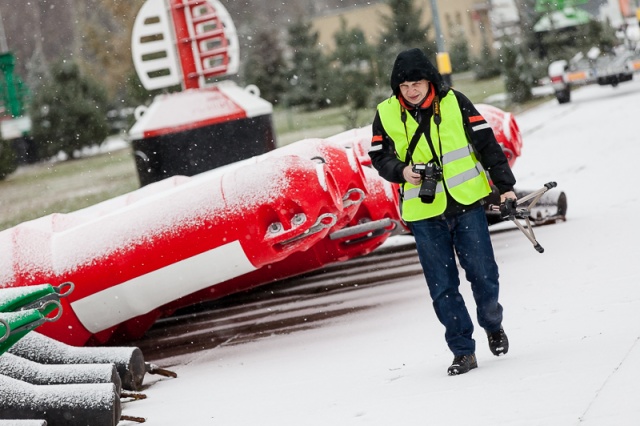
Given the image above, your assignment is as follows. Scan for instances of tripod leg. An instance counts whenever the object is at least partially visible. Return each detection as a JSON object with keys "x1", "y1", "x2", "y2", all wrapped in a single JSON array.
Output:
[{"x1": 510, "y1": 216, "x2": 544, "y2": 253}]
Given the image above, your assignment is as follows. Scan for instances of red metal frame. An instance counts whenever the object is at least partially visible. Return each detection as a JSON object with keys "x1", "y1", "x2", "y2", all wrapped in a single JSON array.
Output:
[{"x1": 169, "y1": 0, "x2": 232, "y2": 89}]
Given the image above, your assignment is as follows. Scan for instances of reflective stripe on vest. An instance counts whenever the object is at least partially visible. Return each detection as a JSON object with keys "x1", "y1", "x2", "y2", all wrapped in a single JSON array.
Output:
[
  {"x1": 403, "y1": 162, "x2": 487, "y2": 202},
  {"x1": 377, "y1": 91, "x2": 491, "y2": 221}
]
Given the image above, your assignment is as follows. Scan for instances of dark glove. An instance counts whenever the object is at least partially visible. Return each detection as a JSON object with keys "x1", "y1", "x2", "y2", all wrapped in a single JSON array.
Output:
[{"x1": 500, "y1": 198, "x2": 517, "y2": 219}]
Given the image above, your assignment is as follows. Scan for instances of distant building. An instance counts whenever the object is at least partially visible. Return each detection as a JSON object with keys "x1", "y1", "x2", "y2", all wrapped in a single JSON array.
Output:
[
  {"x1": 310, "y1": 0, "x2": 495, "y2": 58},
  {"x1": 310, "y1": 0, "x2": 634, "y2": 59}
]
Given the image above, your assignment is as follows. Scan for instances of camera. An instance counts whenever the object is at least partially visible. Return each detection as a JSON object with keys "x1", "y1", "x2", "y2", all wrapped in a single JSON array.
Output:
[{"x1": 412, "y1": 162, "x2": 443, "y2": 204}]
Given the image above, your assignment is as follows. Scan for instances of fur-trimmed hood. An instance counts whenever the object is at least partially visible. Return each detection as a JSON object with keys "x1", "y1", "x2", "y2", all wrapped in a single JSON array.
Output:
[{"x1": 389, "y1": 48, "x2": 449, "y2": 97}]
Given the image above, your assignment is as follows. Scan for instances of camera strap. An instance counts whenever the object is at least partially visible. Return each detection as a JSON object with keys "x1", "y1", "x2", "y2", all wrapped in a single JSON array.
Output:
[
  {"x1": 423, "y1": 128, "x2": 443, "y2": 168},
  {"x1": 399, "y1": 111, "x2": 428, "y2": 202},
  {"x1": 425, "y1": 97, "x2": 443, "y2": 167},
  {"x1": 403, "y1": 110, "x2": 430, "y2": 165},
  {"x1": 403, "y1": 97, "x2": 442, "y2": 167}
]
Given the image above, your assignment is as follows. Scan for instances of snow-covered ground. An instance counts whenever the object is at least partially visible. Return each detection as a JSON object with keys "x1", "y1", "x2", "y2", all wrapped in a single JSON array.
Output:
[{"x1": 121, "y1": 78, "x2": 640, "y2": 425}]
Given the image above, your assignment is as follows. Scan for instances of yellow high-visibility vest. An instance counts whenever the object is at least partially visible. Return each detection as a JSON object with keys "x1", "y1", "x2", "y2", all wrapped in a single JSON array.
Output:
[{"x1": 377, "y1": 91, "x2": 491, "y2": 221}]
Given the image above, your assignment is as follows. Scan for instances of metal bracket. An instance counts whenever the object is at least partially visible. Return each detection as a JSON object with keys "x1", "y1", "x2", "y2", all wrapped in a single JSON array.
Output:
[{"x1": 278, "y1": 213, "x2": 338, "y2": 246}]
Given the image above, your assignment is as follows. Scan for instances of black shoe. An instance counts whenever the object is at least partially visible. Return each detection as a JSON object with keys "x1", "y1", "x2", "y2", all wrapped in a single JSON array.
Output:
[
  {"x1": 447, "y1": 354, "x2": 478, "y2": 376},
  {"x1": 487, "y1": 328, "x2": 509, "y2": 356}
]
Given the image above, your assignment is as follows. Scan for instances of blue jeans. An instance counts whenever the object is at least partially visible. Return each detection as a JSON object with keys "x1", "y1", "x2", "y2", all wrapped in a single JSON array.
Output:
[{"x1": 408, "y1": 206, "x2": 503, "y2": 356}]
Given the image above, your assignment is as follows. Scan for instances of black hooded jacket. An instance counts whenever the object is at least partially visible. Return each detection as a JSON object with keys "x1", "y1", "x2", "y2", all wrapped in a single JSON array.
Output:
[{"x1": 370, "y1": 48, "x2": 516, "y2": 217}]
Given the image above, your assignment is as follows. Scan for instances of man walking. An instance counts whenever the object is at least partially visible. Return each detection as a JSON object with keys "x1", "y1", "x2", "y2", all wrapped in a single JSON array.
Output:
[{"x1": 369, "y1": 48, "x2": 516, "y2": 375}]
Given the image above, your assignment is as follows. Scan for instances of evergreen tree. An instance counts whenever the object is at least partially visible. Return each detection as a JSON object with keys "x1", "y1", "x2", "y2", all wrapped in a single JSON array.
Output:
[
  {"x1": 378, "y1": 0, "x2": 433, "y2": 53},
  {"x1": 286, "y1": 19, "x2": 332, "y2": 110},
  {"x1": 501, "y1": 42, "x2": 534, "y2": 104},
  {"x1": 579, "y1": 20, "x2": 618, "y2": 54},
  {"x1": 243, "y1": 26, "x2": 289, "y2": 105},
  {"x1": 125, "y1": 70, "x2": 156, "y2": 108},
  {"x1": 472, "y1": 39, "x2": 502, "y2": 80},
  {"x1": 30, "y1": 60, "x2": 110, "y2": 160},
  {"x1": 449, "y1": 32, "x2": 471, "y2": 72},
  {"x1": 331, "y1": 17, "x2": 376, "y2": 119},
  {"x1": 511, "y1": 0, "x2": 555, "y2": 83},
  {"x1": 0, "y1": 140, "x2": 18, "y2": 180},
  {"x1": 75, "y1": 0, "x2": 144, "y2": 103},
  {"x1": 375, "y1": 0, "x2": 435, "y2": 89}
]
